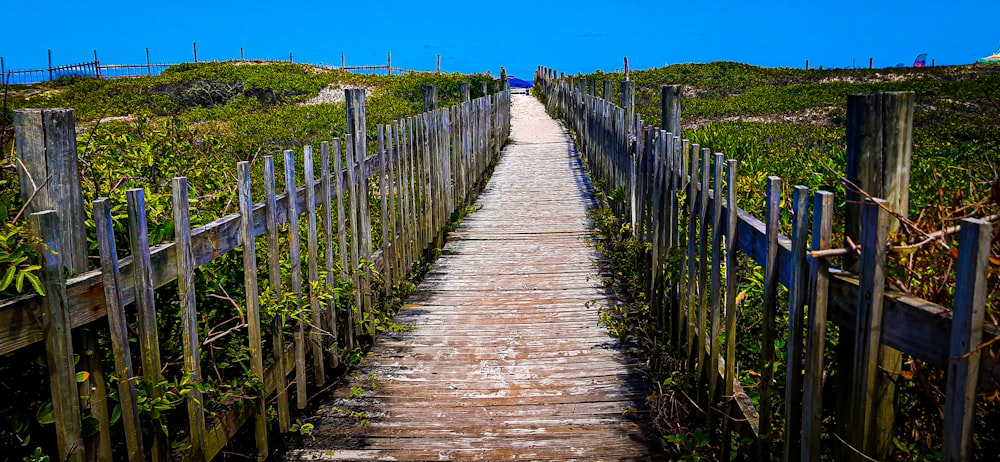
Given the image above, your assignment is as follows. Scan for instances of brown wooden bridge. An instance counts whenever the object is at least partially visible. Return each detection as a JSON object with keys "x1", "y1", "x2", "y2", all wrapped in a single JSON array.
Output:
[{"x1": 282, "y1": 95, "x2": 657, "y2": 460}]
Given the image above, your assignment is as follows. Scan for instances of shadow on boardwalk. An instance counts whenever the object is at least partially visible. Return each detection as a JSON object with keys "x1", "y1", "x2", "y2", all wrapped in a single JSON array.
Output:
[{"x1": 281, "y1": 94, "x2": 660, "y2": 460}]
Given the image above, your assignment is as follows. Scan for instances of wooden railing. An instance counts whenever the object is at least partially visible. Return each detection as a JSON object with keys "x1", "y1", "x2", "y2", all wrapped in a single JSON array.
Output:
[
  {"x1": 535, "y1": 65, "x2": 996, "y2": 462},
  {"x1": 0, "y1": 50, "x2": 440, "y2": 85},
  {"x1": 5, "y1": 83, "x2": 510, "y2": 461}
]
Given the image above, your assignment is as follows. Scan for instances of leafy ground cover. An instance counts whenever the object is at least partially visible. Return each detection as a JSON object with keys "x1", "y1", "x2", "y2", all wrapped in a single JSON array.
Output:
[
  {"x1": 0, "y1": 62, "x2": 495, "y2": 459},
  {"x1": 575, "y1": 62, "x2": 1000, "y2": 460}
]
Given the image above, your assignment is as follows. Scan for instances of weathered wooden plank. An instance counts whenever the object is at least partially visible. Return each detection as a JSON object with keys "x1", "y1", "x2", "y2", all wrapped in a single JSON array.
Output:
[
  {"x1": 721, "y1": 159, "x2": 740, "y2": 459},
  {"x1": 685, "y1": 143, "x2": 699, "y2": 370},
  {"x1": 171, "y1": 178, "x2": 205, "y2": 460},
  {"x1": 802, "y1": 191, "x2": 833, "y2": 462},
  {"x1": 696, "y1": 148, "x2": 710, "y2": 401},
  {"x1": 345, "y1": 135, "x2": 364, "y2": 338},
  {"x1": 846, "y1": 198, "x2": 890, "y2": 461},
  {"x1": 377, "y1": 126, "x2": 392, "y2": 297},
  {"x1": 94, "y1": 198, "x2": 145, "y2": 462},
  {"x1": 942, "y1": 219, "x2": 992, "y2": 461},
  {"x1": 303, "y1": 146, "x2": 325, "y2": 387},
  {"x1": 263, "y1": 155, "x2": 290, "y2": 432},
  {"x1": 283, "y1": 150, "x2": 308, "y2": 410},
  {"x1": 333, "y1": 140, "x2": 355, "y2": 351},
  {"x1": 320, "y1": 142, "x2": 340, "y2": 369},
  {"x1": 236, "y1": 162, "x2": 269, "y2": 460},
  {"x1": 784, "y1": 185, "x2": 810, "y2": 462},
  {"x1": 709, "y1": 153, "x2": 724, "y2": 417},
  {"x1": 31, "y1": 210, "x2": 85, "y2": 462},
  {"x1": 759, "y1": 176, "x2": 781, "y2": 452},
  {"x1": 125, "y1": 189, "x2": 170, "y2": 461}
]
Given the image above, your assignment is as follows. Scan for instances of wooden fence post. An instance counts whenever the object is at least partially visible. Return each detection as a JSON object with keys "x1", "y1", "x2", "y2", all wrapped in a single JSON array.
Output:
[
  {"x1": 620, "y1": 80, "x2": 635, "y2": 133},
  {"x1": 193, "y1": 42, "x2": 198, "y2": 63},
  {"x1": 31, "y1": 211, "x2": 84, "y2": 462},
  {"x1": 603, "y1": 80, "x2": 613, "y2": 101},
  {"x1": 841, "y1": 91, "x2": 914, "y2": 460},
  {"x1": 845, "y1": 198, "x2": 890, "y2": 462},
  {"x1": 48, "y1": 49, "x2": 53, "y2": 81},
  {"x1": 146, "y1": 48, "x2": 152, "y2": 76},
  {"x1": 660, "y1": 85, "x2": 681, "y2": 136},
  {"x1": 941, "y1": 219, "x2": 992, "y2": 461},
  {"x1": 423, "y1": 84, "x2": 439, "y2": 112},
  {"x1": 15, "y1": 108, "x2": 112, "y2": 462},
  {"x1": 460, "y1": 83, "x2": 471, "y2": 103}
]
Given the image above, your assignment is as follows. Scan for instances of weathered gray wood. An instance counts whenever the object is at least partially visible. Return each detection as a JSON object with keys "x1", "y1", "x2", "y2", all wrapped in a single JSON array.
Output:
[
  {"x1": 684, "y1": 143, "x2": 700, "y2": 370},
  {"x1": 333, "y1": 140, "x2": 355, "y2": 350},
  {"x1": 14, "y1": 109, "x2": 87, "y2": 273},
  {"x1": 423, "y1": 84, "x2": 439, "y2": 112},
  {"x1": 125, "y1": 189, "x2": 169, "y2": 462},
  {"x1": 383, "y1": 126, "x2": 400, "y2": 287},
  {"x1": 283, "y1": 150, "x2": 308, "y2": 410},
  {"x1": 696, "y1": 148, "x2": 710, "y2": 402},
  {"x1": 345, "y1": 135, "x2": 365, "y2": 338},
  {"x1": 942, "y1": 219, "x2": 992, "y2": 462},
  {"x1": 673, "y1": 137, "x2": 687, "y2": 353},
  {"x1": 722, "y1": 159, "x2": 739, "y2": 458},
  {"x1": 843, "y1": 92, "x2": 913, "y2": 459},
  {"x1": 846, "y1": 198, "x2": 890, "y2": 462},
  {"x1": 660, "y1": 85, "x2": 681, "y2": 136},
  {"x1": 460, "y1": 83, "x2": 471, "y2": 103},
  {"x1": 237, "y1": 162, "x2": 269, "y2": 461},
  {"x1": 378, "y1": 126, "x2": 392, "y2": 298},
  {"x1": 784, "y1": 185, "x2": 810, "y2": 462},
  {"x1": 94, "y1": 199, "x2": 145, "y2": 462},
  {"x1": 320, "y1": 142, "x2": 340, "y2": 369},
  {"x1": 620, "y1": 81, "x2": 635, "y2": 134},
  {"x1": 171, "y1": 177, "x2": 205, "y2": 461},
  {"x1": 15, "y1": 109, "x2": 106, "y2": 461},
  {"x1": 802, "y1": 191, "x2": 833, "y2": 462},
  {"x1": 759, "y1": 176, "x2": 781, "y2": 452},
  {"x1": 303, "y1": 146, "x2": 326, "y2": 387},
  {"x1": 263, "y1": 155, "x2": 290, "y2": 431},
  {"x1": 31, "y1": 210, "x2": 85, "y2": 462},
  {"x1": 708, "y1": 153, "x2": 724, "y2": 418}
]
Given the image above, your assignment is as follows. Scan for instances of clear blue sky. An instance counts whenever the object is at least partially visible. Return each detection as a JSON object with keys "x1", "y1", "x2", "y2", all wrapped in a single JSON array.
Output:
[{"x1": 3, "y1": 0, "x2": 998, "y2": 80}]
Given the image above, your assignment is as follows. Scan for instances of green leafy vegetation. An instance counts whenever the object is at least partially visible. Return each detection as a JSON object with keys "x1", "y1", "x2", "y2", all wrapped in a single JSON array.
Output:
[
  {"x1": 0, "y1": 62, "x2": 496, "y2": 459},
  {"x1": 571, "y1": 62, "x2": 1000, "y2": 460}
]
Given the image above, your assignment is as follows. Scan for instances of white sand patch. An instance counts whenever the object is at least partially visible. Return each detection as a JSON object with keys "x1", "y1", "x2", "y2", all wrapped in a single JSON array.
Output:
[{"x1": 303, "y1": 84, "x2": 373, "y2": 106}]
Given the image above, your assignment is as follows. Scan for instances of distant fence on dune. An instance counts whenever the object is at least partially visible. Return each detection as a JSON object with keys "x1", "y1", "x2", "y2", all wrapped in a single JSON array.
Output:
[{"x1": 1, "y1": 46, "x2": 443, "y2": 86}]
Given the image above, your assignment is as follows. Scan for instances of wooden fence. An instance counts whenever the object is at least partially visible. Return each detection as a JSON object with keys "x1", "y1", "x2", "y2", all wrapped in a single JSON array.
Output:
[
  {"x1": 1, "y1": 49, "x2": 440, "y2": 85},
  {"x1": 535, "y1": 65, "x2": 996, "y2": 461},
  {"x1": 4, "y1": 83, "x2": 510, "y2": 461}
]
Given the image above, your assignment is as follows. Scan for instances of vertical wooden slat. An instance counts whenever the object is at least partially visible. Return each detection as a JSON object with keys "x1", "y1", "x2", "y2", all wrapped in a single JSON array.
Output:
[
  {"x1": 673, "y1": 137, "x2": 687, "y2": 353},
  {"x1": 649, "y1": 131, "x2": 665, "y2": 337},
  {"x1": 784, "y1": 185, "x2": 810, "y2": 462},
  {"x1": 759, "y1": 176, "x2": 781, "y2": 455},
  {"x1": 31, "y1": 210, "x2": 85, "y2": 462},
  {"x1": 303, "y1": 146, "x2": 326, "y2": 386},
  {"x1": 94, "y1": 198, "x2": 145, "y2": 462},
  {"x1": 345, "y1": 135, "x2": 365, "y2": 338},
  {"x1": 721, "y1": 159, "x2": 740, "y2": 458},
  {"x1": 171, "y1": 178, "x2": 205, "y2": 460},
  {"x1": 695, "y1": 148, "x2": 710, "y2": 402},
  {"x1": 125, "y1": 188, "x2": 169, "y2": 462},
  {"x1": 321, "y1": 142, "x2": 340, "y2": 369},
  {"x1": 802, "y1": 190, "x2": 833, "y2": 462},
  {"x1": 283, "y1": 150, "x2": 308, "y2": 410},
  {"x1": 846, "y1": 198, "x2": 890, "y2": 461},
  {"x1": 263, "y1": 155, "x2": 290, "y2": 431},
  {"x1": 378, "y1": 126, "x2": 392, "y2": 297},
  {"x1": 236, "y1": 162, "x2": 269, "y2": 460},
  {"x1": 941, "y1": 219, "x2": 992, "y2": 461},
  {"x1": 684, "y1": 143, "x2": 700, "y2": 370},
  {"x1": 384, "y1": 125, "x2": 400, "y2": 287},
  {"x1": 333, "y1": 140, "x2": 355, "y2": 350},
  {"x1": 708, "y1": 152, "x2": 724, "y2": 417}
]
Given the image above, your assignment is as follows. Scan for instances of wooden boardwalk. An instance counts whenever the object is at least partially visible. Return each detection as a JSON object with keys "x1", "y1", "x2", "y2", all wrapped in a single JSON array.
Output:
[{"x1": 282, "y1": 94, "x2": 657, "y2": 460}]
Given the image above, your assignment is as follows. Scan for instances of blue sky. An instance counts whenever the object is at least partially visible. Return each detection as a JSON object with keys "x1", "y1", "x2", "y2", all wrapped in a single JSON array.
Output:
[{"x1": 2, "y1": 0, "x2": 998, "y2": 80}]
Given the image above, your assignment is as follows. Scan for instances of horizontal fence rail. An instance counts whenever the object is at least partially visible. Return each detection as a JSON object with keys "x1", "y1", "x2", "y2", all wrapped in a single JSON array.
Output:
[
  {"x1": 5, "y1": 84, "x2": 510, "y2": 460},
  {"x1": 1, "y1": 51, "x2": 442, "y2": 85},
  {"x1": 535, "y1": 65, "x2": 996, "y2": 461}
]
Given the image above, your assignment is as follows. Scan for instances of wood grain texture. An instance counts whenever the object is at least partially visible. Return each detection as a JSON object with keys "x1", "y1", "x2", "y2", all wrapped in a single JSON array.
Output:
[{"x1": 283, "y1": 95, "x2": 656, "y2": 460}]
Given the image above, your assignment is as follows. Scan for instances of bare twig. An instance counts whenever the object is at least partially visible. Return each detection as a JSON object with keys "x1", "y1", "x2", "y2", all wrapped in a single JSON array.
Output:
[
  {"x1": 893, "y1": 212, "x2": 1000, "y2": 251},
  {"x1": 12, "y1": 173, "x2": 52, "y2": 222}
]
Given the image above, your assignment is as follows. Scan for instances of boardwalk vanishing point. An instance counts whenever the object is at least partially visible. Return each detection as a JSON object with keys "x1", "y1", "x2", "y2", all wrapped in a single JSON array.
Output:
[{"x1": 282, "y1": 94, "x2": 658, "y2": 460}]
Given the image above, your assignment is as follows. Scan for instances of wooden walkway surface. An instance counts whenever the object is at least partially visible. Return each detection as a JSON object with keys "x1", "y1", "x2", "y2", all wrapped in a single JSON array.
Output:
[{"x1": 282, "y1": 94, "x2": 657, "y2": 460}]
